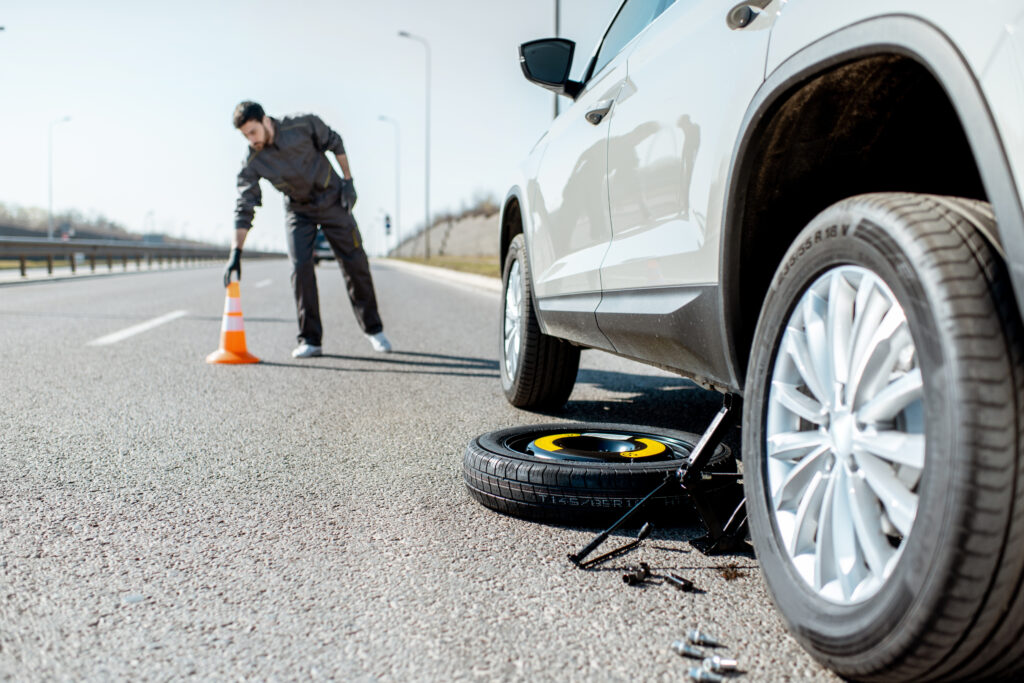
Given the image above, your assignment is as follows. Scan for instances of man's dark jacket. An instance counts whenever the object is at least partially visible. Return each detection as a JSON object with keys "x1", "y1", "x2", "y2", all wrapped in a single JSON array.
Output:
[{"x1": 234, "y1": 114, "x2": 347, "y2": 230}]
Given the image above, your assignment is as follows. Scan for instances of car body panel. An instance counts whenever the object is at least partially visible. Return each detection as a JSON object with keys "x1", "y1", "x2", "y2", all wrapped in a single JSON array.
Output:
[
  {"x1": 600, "y1": 0, "x2": 775, "y2": 291},
  {"x1": 766, "y1": 1, "x2": 1020, "y2": 79},
  {"x1": 730, "y1": 6, "x2": 1024, "y2": 374},
  {"x1": 526, "y1": 52, "x2": 630, "y2": 301},
  {"x1": 509, "y1": 0, "x2": 1024, "y2": 391}
]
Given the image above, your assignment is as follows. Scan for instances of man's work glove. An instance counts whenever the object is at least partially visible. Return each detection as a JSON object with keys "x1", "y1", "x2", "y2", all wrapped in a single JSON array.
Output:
[
  {"x1": 223, "y1": 247, "x2": 242, "y2": 287},
  {"x1": 340, "y1": 178, "x2": 358, "y2": 211}
]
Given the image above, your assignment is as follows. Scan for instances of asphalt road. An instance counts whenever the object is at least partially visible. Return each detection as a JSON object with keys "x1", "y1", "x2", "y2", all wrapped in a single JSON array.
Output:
[{"x1": 0, "y1": 259, "x2": 838, "y2": 681}]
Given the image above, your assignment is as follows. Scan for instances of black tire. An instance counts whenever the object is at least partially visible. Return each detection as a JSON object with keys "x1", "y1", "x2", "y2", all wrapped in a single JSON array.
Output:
[
  {"x1": 500, "y1": 234, "x2": 580, "y2": 410},
  {"x1": 743, "y1": 193, "x2": 1024, "y2": 681},
  {"x1": 464, "y1": 422, "x2": 731, "y2": 526}
]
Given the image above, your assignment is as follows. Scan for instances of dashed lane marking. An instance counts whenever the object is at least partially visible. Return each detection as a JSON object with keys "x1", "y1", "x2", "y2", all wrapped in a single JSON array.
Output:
[
  {"x1": 254, "y1": 279, "x2": 273, "y2": 289},
  {"x1": 87, "y1": 310, "x2": 189, "y2": 346}
]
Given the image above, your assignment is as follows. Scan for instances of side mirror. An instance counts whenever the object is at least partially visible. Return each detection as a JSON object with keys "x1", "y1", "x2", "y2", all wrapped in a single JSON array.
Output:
[{"x1": 519, "y1": 38, "x2": 582, "y2": 99}]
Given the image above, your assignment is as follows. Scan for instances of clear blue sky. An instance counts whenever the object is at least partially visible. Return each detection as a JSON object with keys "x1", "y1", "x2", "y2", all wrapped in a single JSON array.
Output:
[{"x1": 0, "y1": 0, "x2": 620, "y2": 255}]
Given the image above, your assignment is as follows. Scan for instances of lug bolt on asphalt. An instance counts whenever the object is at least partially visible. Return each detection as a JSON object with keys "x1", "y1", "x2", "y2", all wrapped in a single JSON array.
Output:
[
  {"x1": 703, "y1": 655, "x2": 739, "y2": 673},
  {"x1": 666, "y1": 572, "x2": 696, "y2": 591},
  {"x1": 687, "y1": 629, "x2": 722, "y2": 647},
  {"x1": 687, "y1": 667, "x2": 726, "y2": 682},
  {"x1": 622, "y1": 562, "x2": 651, "y2": 585},
  {"x1": 671, "y1": 641, "x2": 706, "y2": 659}
]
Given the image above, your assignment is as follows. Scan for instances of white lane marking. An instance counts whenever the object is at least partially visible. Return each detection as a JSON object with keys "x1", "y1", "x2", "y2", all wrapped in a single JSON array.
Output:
[
  {"x1": 87, "y1": 310, "x2": 189, "y2": 346},
  {"x1": 253, "y1": 279, "x2": 273, "y2": 289}
]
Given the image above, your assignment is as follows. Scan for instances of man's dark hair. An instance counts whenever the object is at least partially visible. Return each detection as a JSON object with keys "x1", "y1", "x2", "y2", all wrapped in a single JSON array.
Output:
[{"x1": 233, "y1": 101, "x2": 265, "y2": 129}]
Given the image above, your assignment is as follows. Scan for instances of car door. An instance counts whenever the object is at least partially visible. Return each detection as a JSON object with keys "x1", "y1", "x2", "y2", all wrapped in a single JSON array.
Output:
[
  {"x1": 528, "y1": 0, "x2": 679, "y2": 344},
  {"x1": 595, "y1": 0, "x2": 778, "y2": 380}
]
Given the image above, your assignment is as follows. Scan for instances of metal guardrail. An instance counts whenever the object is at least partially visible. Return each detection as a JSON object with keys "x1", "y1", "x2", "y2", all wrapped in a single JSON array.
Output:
[{"x1": 0, "y1": 236, "x2": 284, "y2": 278}]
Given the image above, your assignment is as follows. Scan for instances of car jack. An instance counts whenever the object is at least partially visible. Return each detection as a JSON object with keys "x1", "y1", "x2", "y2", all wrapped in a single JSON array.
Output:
[{"x1": 567, "y1": 394, "x2": 748, "y2": 565}]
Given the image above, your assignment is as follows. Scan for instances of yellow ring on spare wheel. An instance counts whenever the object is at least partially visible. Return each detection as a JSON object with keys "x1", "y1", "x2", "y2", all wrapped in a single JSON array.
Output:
[
  {"x1": 620, "y1": 438, "x2": 667, "y2": 458},
  {"x1": 533, "y1": 433, "x2": 581, "y2": 452}
]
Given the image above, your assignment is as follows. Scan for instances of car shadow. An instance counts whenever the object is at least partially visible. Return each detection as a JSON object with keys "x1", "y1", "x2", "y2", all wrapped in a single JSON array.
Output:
[{"x1": 536, "y1": 369, "x2": 741, "y2": 444}]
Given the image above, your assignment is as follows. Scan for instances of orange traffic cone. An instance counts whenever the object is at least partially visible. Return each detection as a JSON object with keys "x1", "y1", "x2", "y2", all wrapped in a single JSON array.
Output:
[{"x1": 206, "y1": 281, "x2": 259, "y2": 364}]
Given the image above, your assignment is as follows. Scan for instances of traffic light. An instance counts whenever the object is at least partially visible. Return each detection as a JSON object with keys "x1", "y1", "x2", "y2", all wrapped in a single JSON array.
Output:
[{"x1": 385, "y1": 214, "x2": 392, "y2": 235}]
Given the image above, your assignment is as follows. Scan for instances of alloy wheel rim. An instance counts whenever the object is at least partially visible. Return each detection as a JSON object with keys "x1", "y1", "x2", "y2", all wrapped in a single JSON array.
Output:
[
  {"x1": 503, "y1": 259, "x2": 523, "y2": 378},
  {"x1": 765, "y1": 265, "x2": 925, "y2": 604}
]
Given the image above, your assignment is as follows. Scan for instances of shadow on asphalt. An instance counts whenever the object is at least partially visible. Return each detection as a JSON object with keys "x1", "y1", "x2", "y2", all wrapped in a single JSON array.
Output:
[
  {"x1": 190, "y1": 315, "x2": 295, "y2": 323},
  {"x1": 530, "y1": 369, "x2": 741, "y2": 447},
  {"x1": 258, "y1": 350, "x2": 499, "y2": 379}
]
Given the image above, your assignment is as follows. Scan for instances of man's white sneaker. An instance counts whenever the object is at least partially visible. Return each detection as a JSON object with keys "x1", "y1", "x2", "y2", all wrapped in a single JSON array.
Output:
[
  {"x1": 366, "y1": 332, "x2": 392, "y2": 353},
  {"x1": 291, "y1": 343, "x2": 323, "y2": 358}
]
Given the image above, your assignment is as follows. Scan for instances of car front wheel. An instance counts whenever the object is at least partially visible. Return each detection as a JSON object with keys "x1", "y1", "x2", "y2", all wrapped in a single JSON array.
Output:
[
  {"x1": 500, "y1": 233, "x2": 580, "y2": 409},
  {"x1": 744, "y1": 194, "x2": 1024, "y2": 681}
]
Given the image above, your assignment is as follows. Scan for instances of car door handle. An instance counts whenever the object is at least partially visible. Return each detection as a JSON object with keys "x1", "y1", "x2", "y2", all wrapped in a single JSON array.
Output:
[
  {"x1": 585, "y1": 100, "x2": 613, "y2": 125},
  {"x1": 727, "y1": 0, "x2": 772, "y2": 29}
]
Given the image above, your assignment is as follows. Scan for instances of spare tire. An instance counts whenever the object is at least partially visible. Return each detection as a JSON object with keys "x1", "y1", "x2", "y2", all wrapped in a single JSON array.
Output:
[{"x1": 463, "y1": 423, "x2": 732, "y2": 526}]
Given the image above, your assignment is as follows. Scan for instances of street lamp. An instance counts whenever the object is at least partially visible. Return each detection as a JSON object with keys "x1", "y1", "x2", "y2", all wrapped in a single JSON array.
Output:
[
  {"x1": 378, "y1": 115, "x2": 402, "y2": 252},
  {"x1": 48, "y1": 116, "x2": 71, "y2": 241},
  {"x1": 398, "y1": 30, "x2": 431, "y2": 260},
  {"x1": 554, "y1": 0, "x2": 561, "y2": 119}
]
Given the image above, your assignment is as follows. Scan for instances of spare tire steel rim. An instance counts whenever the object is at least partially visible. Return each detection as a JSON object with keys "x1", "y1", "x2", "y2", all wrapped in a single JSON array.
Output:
[
  {"x1": 503, "y1": 259, "x2": 523, "y2": 379},
  {"x1": 765, "y1": 265, "x2": 924, "y2": 605}
]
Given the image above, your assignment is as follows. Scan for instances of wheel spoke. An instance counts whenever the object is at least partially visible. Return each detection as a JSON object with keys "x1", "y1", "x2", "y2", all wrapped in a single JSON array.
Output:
[
  {"x1": 768, "y1": 430, "x2": 828, "y2": 461},
  {"x1": 854, "y1": 431, "x2": 924, "y2": 470},
  {"x1": 771, "y1": 381, "x2": 827, "y2": 425},
  {"x1": 828, "y1": 271, "x2": 856, "y2": 385},
  {"x1": 855, "y1": 451, "x2": 917, "y2": 536},
  {"x1": 828, "y1": 468, "x2": 865, "y2": 600},
  {"x1": 849, "y1": 302, "x2": 906, "y2": 407},
  {"x1": 774, "y1": 444, "x2": 831, "y2": 508},
  {"x1": 857, "y1": 368, "x2": 922, "y2": 424},
  {"x1": 847, "y1": 278, "x2": 890, "y2": 391},
  {"x1": 803, "y1": 289, "x2": 832, "y2": 395},
  {"x1": 813, "y1": 474, "x2": 839, "y2": 592},
  {"x1": 789, "y1": 469, "x2": 829, "y2": 557},
  {"x1": 847, "y1": 471, "x2": 895, "y2": 578},
  {"x1": 784, "y1": 329, "x2": 829, "y2": 406}
]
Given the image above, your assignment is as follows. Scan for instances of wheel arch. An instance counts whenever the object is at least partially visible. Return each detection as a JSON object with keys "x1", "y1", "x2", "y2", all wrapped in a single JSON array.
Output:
[
  {"x1": 500, "y1": 186, "x2": 525, "y2": 268},
  {"x1": 721, "y1": 14, "x2": 1024, "y2": 387}
]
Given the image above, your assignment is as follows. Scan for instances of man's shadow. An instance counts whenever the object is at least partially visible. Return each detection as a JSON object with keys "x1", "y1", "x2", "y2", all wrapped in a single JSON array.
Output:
[{"x1": 259, "y1": 350, "x2": 499, "y2": 379}]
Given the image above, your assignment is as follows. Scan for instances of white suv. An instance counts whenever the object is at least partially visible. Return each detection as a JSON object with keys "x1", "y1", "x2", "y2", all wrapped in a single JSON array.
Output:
[{"x1": 500, "y1": 1, "x2": 1024, "y2": 679}]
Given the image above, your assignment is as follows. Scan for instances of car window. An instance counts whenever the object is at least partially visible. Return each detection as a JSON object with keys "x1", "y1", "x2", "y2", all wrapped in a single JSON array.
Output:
[{"x1": 591, "y1": 0, "x2": 675, "y2": 78}]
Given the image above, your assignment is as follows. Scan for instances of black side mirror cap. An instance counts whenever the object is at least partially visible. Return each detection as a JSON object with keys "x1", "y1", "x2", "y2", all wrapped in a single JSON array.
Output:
[{"x1": 519, "y1": 38, "x2": 583, "y2": 99}]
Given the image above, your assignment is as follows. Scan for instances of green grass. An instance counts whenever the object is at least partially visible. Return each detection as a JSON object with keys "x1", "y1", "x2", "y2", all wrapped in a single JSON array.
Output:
[{"x1": 391, "y1": 255, "x2": 500, "y2": 279}]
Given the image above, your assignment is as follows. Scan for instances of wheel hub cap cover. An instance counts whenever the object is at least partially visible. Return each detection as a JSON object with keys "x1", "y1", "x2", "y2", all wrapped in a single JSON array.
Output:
[{"x1": 765, "y1": 266, "x2": 925, "y2": 605}]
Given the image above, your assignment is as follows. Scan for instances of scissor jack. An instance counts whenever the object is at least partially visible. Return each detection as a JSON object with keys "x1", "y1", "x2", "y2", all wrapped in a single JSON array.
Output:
[{"x1": 568, "y1": 394, "x2": 748, "y2": 568}]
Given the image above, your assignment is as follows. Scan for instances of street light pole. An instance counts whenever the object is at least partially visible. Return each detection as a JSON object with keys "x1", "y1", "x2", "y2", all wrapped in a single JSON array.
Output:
[
  {"x1": 377, "y1": 115, "x2": 401, "y2": 253},
  {"x1": 48, "y1": 116, "x2": 71, "y2": 241},
  {"x1": 554, "y1": 0, "x2": 561, "y2": 119},
  {"x1": 398, "y1": 30, "x2": 431, "y2": 260}
]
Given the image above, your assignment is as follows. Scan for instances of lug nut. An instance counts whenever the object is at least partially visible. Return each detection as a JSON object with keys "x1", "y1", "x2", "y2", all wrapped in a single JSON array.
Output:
[
  {"x1": 622, "y1": 562, "x2": 651, "y2": 586},
  {"x1": 687, "y1": 667, "x2": 725, "y2": 682},
  {"x1": 671, "y1": 640, "x2": 705, "y2": 659},
  {"x1": 687, "y1": 629, "x2": 722, "y2": 647},
  {"x1": 703, "y1": 655, "x2": 738, "y2": 673},
  {"x1": 666, "y1": 572, "x2": 696, "y2": 592}
]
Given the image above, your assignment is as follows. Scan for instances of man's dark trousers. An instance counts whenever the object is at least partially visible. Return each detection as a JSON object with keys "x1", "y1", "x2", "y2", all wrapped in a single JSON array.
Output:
[{"x1": 285, "y1": 198, "x2": 383, "y2": 346}]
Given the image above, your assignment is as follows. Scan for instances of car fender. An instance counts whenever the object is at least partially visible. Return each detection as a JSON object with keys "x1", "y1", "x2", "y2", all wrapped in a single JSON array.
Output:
[{"x1": 720, "y1": 13, "x2": 1024, "y2": 387}]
